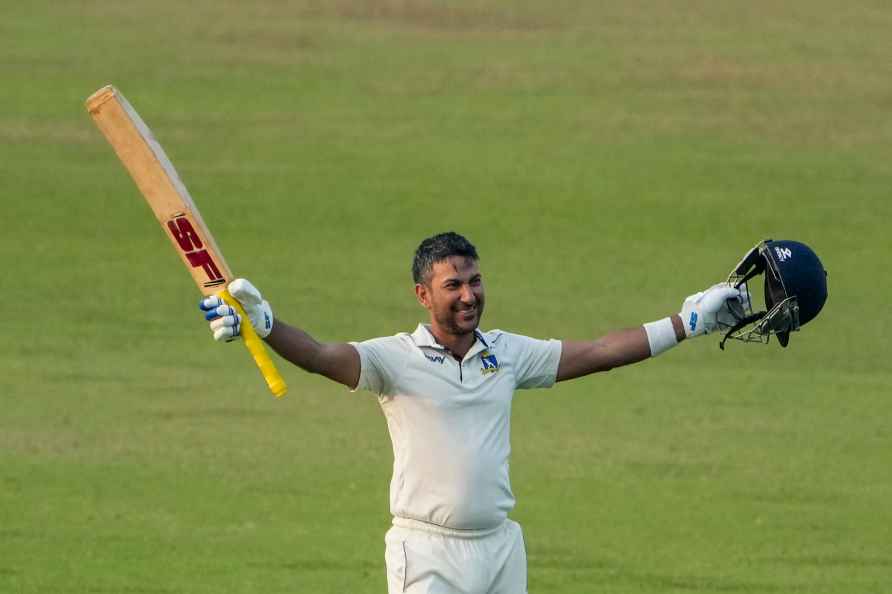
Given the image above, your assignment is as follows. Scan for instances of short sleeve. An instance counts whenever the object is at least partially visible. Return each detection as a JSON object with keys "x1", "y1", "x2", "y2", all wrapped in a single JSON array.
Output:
[
  {"x1": 507, "y1": 333, "x2": 563, "y2": 389},
  {"x1": 349, "y1": 335, "x2": 406, "y2": 396}
]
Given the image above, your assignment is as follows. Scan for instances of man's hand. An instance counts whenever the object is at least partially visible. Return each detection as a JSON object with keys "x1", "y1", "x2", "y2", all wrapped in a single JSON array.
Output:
[
  {"x1": 679, "y1": 283, "x2": 746, "y2": 338},
  {"x1": 199, "y1": 278, "x2": 274, "y2": 341}
]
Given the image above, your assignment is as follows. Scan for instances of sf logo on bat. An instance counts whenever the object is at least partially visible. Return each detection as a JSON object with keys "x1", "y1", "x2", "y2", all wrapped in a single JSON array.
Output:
[{"x1": 166, "y1": 214, "x2": 226, "y2": 288}]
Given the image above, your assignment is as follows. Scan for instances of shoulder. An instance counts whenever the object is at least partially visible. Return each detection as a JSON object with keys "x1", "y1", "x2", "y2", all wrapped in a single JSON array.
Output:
[
  {"x1": 478, "y1": 328, "x2": 505, "y2": 345},
  {"x1": 480, "y1": 329, "x2": 561, "y2": 357},
  {"x1": 479, "y1": 329, "x2": 539, "y2": 344},
  {"x1": 477, "y1": 329, "x2": 530, "y2": 353},
  {"x1": 352, "y1": 331, "x2": 416, "y2": 354},
  {"x1": 349, "y1": 331, "x2": 418, "y2": 387},
  {"x1": 482, "y1": 329, "x2": 562, "y2": 389}
]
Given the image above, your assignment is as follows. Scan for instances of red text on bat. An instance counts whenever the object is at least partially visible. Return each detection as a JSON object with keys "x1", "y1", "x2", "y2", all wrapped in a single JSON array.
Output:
[{"x1": 166, "y1": 217, "x2": 223, "y2": 282}]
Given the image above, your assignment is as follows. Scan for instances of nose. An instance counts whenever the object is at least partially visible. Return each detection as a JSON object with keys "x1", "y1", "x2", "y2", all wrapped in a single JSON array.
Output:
[{"x1": 459, "y1": 284, "x2": 476, "y2": 304}]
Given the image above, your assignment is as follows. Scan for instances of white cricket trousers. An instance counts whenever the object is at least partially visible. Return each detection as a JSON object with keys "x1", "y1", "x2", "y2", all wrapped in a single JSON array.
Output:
[{"x1": 384, "y1": 518, "x2": 528, "y2": 594}]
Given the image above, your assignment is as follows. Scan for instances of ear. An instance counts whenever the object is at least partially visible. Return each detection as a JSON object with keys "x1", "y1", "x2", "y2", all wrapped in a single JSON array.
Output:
[{"x1": 415, "y1": 283, "x2": 432, "y2": 310}]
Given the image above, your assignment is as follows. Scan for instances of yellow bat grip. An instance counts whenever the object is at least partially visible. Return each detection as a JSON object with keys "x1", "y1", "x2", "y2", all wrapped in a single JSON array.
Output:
[{"x1": 220, "y1": 289, "x2": 288, "y2": 398}]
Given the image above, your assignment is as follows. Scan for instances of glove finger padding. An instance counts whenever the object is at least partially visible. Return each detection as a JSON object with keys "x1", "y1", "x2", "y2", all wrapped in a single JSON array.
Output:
[
  {"x1": 203, "y1": 303, "x2": 236, "y2": 321},
  {"x1": 210, "y1": 313, "x2": 241, "y2": 342},
  {"x1": 199, "y1": 296, "x2": 224, "y2": 312}
]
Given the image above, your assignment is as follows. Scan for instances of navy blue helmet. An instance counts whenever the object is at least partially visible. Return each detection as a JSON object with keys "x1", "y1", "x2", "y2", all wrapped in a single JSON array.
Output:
[{"x1": 720, "y1": 239, "x2": 828, "y2": 349}]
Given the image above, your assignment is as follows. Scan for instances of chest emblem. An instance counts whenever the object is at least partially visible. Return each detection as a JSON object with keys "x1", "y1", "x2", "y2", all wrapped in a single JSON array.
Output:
[{"x1": 480, "y1": 350, "x2": 500, "y2": 375}]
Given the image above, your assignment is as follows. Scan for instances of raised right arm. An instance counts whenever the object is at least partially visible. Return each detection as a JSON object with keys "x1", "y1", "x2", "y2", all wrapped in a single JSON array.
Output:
[
  {"x1": 200, "y1": 279, "x2": 360, "y2": 390},
  {"x1": 263, "y1": 321, "x2": 360, "y2": 389}
]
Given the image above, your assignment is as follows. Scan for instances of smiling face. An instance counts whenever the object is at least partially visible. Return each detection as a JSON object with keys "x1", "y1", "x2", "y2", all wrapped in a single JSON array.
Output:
[{"x1": 415, "y1": 255, "x2": 485, "y2": 339}]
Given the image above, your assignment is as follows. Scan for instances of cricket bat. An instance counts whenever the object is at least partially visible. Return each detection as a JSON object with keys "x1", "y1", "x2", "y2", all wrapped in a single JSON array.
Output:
[{"x1": 85, "y1": 85, "x2": 287, "y2": 398}]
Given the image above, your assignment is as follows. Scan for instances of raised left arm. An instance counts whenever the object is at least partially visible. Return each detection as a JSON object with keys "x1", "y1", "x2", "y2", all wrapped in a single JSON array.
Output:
[
  {"x1": 556, "y1": 316, "x2": 685, "y2": 381},
  {"x1": 556, "y1": 283, "x2": 744, "y2": 382}
]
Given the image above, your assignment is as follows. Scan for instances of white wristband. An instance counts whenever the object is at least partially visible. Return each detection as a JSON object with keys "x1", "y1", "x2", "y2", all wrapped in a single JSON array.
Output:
[{"x1": 643, "y1": 317, "x2": 678, "y2": 357}]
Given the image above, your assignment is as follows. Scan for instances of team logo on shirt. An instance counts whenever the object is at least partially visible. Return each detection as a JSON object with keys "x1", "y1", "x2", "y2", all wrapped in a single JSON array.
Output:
[{"x1": 480, "y1": 350, "x2": 500, "y2": 375}]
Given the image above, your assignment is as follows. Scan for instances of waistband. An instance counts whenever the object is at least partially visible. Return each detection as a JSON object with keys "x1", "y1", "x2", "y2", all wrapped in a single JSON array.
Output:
[{"x1": 392, "y1": 517, "x2": 505, "y2": 539}]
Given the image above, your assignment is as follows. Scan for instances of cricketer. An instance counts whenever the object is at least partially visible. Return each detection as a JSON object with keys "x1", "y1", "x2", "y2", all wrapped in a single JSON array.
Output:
[{"x1": 199, "y1": 231, "x2": 744, "y2": 594}]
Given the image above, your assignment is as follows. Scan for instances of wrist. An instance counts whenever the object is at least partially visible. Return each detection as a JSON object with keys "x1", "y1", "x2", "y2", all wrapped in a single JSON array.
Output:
[
  {"x1": 255, "y1": 302, "x2": 274, "y2": 339},
  {"x1": 670, "y1": 314, "x2": 686, "y2": 342},
  {"x1": 643, "y1": 317, "x2": 679, "y2": 357}
]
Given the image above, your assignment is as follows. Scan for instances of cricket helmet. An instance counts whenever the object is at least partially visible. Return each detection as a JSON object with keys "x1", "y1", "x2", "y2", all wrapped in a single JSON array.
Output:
[{"x1": 720, "y1": 239, "x2": 828, "y2": 349}]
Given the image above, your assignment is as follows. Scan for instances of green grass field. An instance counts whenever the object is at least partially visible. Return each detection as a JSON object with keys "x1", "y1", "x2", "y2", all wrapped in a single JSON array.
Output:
[{"x1": 3, "y1": 2, "x2": 891, "y2": 592}]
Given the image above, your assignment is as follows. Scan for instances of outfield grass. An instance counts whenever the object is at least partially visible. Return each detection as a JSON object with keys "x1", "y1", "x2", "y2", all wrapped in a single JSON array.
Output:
[{"x1": 2, "y1": 2, "x2": 891, "y2": 593}]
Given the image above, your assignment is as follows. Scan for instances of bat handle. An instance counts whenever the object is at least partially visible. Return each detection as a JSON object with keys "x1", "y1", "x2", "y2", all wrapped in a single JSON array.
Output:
[{"x1": 220, "y1": 289, "x2": 288, "y2": 398}]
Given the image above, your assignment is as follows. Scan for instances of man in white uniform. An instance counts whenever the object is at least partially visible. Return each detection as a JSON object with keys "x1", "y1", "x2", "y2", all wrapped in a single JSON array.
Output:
[{"x1": 200, "y1": 232, "x2": 742, "y2": 594}]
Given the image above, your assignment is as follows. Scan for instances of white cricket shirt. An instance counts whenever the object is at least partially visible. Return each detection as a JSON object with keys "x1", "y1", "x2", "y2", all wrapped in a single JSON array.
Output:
[{"x1": 351, "y1": 324, "x2": 562, "y2": 530}]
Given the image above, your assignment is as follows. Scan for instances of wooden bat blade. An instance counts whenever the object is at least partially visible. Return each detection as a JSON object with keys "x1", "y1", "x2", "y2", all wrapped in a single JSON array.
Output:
[
  {"x1": 86, "y1": 84, "x2": 287, "y2": 398},
  {"x1": 86, "y1": 85, "x2": 232, "y2": 293}
]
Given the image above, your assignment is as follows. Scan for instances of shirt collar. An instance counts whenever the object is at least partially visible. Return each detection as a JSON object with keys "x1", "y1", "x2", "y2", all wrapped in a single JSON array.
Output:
[
  {"x1": 411, "y1": 324, "x2": 491, "y2": 360},
  {"x1": 411, "y1": 323, "x2": 444, "y2": 349}
]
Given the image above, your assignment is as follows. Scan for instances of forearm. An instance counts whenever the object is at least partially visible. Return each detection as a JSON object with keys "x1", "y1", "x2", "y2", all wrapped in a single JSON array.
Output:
[
  {"x1": 590, "y1": 326, "x2": 653, "y2": 370},
  {"x1": 263, "y1": 320, "x2": 360, "y2": 388},
  {"x1": 263, "y1": 320, "x2": 329, "y2": 374},
  {"x1": 260, "y1": 322, "x2": 359, "y2": 388},
  {"x1": 556, "y1": 315, "x2": 685, "y2": 382},
  {"x1": 202, "y1": 280, "x2": 360, "y2": 388}
]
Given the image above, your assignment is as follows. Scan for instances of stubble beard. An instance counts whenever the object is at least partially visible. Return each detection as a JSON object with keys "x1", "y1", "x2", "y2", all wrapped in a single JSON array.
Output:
[{"x1": 437, "y1": 300, "x2": 484, "y2": 336}]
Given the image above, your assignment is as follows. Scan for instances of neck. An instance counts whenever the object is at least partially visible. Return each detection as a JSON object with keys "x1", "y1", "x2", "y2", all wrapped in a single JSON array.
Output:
[{"x1": 428, "y1": 324, "x2": 476, "y2": 360}]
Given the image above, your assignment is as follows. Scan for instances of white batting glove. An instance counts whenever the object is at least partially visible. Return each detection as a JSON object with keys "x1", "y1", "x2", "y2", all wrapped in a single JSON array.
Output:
[
  {"x1": 679, "y1": 283, "x2": 745, "y2": 338},
  {"x1": 723, "y1": 283, "x2": 751, "y2": 327},
  {"x1": 228, "y1": 279, "x2": 274, "y2": 338},
  {"x1": 199, "y1": 297, "x2": 241, "y2": 342},
  {"x1": 198, "y1": 278, "x2": 274, "y2": 341}
]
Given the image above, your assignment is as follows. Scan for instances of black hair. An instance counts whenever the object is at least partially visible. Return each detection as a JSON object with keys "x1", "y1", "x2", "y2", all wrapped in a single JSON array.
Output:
[{"x1": 412, "y1": 232, "x2": 479, "y2": 284}]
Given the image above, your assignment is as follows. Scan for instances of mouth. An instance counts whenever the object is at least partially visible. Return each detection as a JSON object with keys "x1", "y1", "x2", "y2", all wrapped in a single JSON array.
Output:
[{"x1": 457, "y1": 307, "x2": 477, "y2": 322}]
